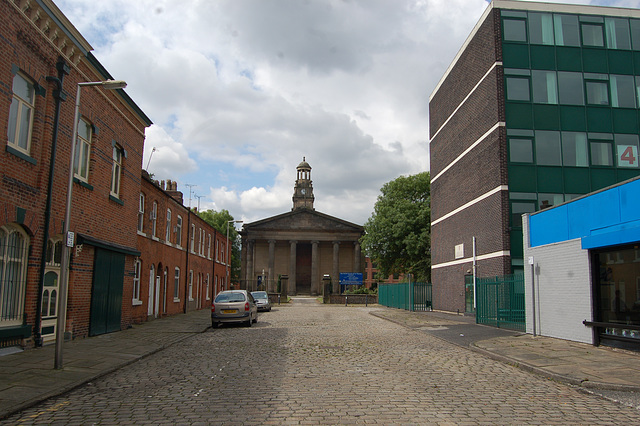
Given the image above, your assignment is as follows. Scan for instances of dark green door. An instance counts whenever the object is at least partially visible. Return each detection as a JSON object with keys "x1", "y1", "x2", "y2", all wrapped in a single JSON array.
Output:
[{"x1": 90, "y1": 248, "x2": 125, "y2": 336}]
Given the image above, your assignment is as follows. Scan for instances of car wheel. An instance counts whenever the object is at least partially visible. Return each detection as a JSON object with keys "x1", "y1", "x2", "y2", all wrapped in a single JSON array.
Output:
[
  {"x1": 211, "y1": 321, "x2": 218, "y2": 329},
  {"x1": 253, "y1": 314, "x2": 258, "y2": 323},
  {"x1": 245, "y1": 317, "x2": 252, "y2": 327}
]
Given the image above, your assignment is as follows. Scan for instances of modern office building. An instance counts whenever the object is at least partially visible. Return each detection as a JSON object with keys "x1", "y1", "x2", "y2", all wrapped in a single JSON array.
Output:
[{"x1": 429, "y1": 0, "x2": 640, "y2": 313}]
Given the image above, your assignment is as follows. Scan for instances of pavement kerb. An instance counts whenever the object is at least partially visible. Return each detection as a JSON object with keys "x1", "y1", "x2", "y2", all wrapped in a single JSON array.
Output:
[{"x1": 369, "y1": 310, "x2": 640, "y2": 393}]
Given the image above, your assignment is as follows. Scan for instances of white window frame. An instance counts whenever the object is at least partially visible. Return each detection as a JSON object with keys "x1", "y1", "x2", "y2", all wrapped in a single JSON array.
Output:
[
  {"x1": 207, "y1": 234, "x2": 212, "y2": 259},
  {"x1": 151, "y1": 201, "x2": 158, "y2": 237},
  {"x1": 165, "y1": 209, "x2": 172, "y2": 242},
  {"x1": 73, "y1": 118, "x2": 92, "y2": 182},
  {"x1": 132, "y1": 258, "x2": 142, "y2": 305},
  {"x1": 190, "y1": 224, "x2": 196, "y2": 253},
  {"x1": 138, "y1": 193, "x2": 145, "y2": 233},
  {"x1": 173, "y1": 267, "x2": 180, "y2": 301},
  {"x1": 176, "y1": 215, "x2": 183, "y2": 246},
  {"x1": 7, "y1": 72, "x2": 35, "y2": 155},
  {"x1": 188, "y1": 270, "x2": 194, "y2": 301},
  {"x1": 206, "y1": 273, "x2": 210, "y2": 300},
  {"x1": 110, "y1": 145, "x2": 123, "y2": 197}
]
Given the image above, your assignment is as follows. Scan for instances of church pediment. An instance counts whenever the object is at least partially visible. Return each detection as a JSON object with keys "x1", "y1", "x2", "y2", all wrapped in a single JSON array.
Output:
[{"x1": 244, "y1": 209, "x2": 363, "y2": 233}]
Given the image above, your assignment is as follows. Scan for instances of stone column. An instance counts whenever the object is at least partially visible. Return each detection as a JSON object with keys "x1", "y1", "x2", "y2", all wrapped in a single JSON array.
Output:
[
  {"x1": 332, "y1": 241, "x2": 340, "y2": 293},
  {"x1": 289, "y1": 240, "x2": 297, "y2": 296},
  {"x1": 311, "y1": 241, "x2": 319, "y2": 295},
  {"x1": 268, "y1": 240, "x2": 276, "y2": 293},
  {"x1": 245, "y1": 239, "x2": 254, "y2": 292},
  {"x1": 353, "y1": 241, "x2": 361, "y2": 273}
]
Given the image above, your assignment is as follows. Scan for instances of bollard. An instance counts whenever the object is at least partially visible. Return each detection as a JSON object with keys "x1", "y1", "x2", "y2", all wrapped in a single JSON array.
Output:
[
  {"x1": 365, "y1": 294, "x2": 368, "y2": 307},
  {"x1": 278, "y1": 294, "x2": 281, "y2": 305},
  {"x1": 345, "y1": 296, "x2": 348, "y2": 306}
]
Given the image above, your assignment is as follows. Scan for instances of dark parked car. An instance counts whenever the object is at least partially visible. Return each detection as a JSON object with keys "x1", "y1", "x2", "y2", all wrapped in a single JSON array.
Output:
[
  {"x1": 251, "y1": 291, "x2": 272, "y2": 312},
  {"x1": 211, "y1": 290, "x2": 258, "y2": 328}
]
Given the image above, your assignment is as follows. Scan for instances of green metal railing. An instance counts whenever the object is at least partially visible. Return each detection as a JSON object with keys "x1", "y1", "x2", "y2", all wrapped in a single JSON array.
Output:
[
  {"x1": 476, "y1": 274, "x2": 525, "y2": 331},
  {"x1": 379, "y1": 282, "x2": 432, "y2": 312}
]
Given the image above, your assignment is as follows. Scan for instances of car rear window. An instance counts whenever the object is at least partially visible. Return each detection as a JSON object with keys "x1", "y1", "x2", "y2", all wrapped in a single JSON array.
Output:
[
  {"x1": 251, "y1": 292, "x2": 267, "y2": 299},
  {"x1": 215, "y1": 293, "x2": 246, "y2": 303}
]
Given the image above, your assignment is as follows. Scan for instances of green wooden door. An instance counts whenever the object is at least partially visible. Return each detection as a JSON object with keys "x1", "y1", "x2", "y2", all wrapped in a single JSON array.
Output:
[{"x1": 90, "y1": 248, "x2": 125, "y2": 336}]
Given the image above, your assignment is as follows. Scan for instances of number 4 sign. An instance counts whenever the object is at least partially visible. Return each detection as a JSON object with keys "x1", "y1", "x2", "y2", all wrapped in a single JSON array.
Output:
[{"x1": 617, "y1": 145, "x2": 638, "y2": 167}]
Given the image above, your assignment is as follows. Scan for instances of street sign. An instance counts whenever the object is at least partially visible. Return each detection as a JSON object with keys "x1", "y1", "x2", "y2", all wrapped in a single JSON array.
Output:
[{"x1": 339, "y1": 272, "x2": 363, "y2": 285}]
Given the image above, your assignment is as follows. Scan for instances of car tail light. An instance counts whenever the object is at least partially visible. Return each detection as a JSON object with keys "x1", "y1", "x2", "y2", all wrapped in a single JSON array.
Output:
[
  {"x1": 245, "y1": 302, "x2": 250, "y2": 311},
  {"x1": 211, "y1": 303, "x2": 215, "y2": 313}
]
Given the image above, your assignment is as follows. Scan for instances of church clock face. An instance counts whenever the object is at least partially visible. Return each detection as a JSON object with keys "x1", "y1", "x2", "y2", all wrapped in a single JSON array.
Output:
[{"x1": 301, "y1": 189, "x2": 306, "y2": 195}]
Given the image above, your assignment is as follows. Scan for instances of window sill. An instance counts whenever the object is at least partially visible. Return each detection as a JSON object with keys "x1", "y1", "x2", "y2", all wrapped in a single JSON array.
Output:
[
  {"x1": 73, "y1": 177, "x2": 93, "y2": 190},
  {"x1": 132, "y1": 299, "x2": 143, "y2": 306},
  {"x1": 109, "y1": 195, "x2": 124, "y2": 205},
  {"x1": 173, "y1": 298, "x2": 180, "y2": 303},
  {"x1": 6, "y1": 145, "x2": 36, "y2": 165}
]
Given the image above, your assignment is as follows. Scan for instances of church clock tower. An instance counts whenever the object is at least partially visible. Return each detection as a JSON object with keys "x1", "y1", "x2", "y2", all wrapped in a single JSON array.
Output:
[{"x1": 292, "y1": 157, "x2": 315, "y2": 210}]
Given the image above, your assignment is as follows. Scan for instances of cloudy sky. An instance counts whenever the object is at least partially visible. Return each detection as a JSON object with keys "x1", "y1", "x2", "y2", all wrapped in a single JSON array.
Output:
[{"x1": 55, "y1": 0, "x2": 640, "y2": 225}]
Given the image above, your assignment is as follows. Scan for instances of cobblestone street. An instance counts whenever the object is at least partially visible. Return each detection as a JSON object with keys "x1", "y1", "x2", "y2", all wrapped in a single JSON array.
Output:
[{"x1": 4, "y1": 299, "x2": 640, "y2": 425}]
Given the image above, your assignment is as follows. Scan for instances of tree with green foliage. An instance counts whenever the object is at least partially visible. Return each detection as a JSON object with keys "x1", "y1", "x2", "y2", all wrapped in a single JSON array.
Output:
[
  {"x1": 360, "y1": 172, "x2": 431, "y2": 282},
  {"x1": 197, "y1": 209, "x2": 243, "y2": 285}
]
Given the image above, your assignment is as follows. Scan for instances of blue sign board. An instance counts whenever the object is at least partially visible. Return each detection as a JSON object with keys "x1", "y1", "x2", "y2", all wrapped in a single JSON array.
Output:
[{"x1": 339, "y1": 273, "x2": 363, "y2": 285}]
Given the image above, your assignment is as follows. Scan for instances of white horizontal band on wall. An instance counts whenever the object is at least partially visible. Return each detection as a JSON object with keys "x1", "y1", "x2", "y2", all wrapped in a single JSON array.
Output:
[
  {"x1": 432, "y1": 250, "x2": 510, "y2": 270},
  {"x1": 430, "y1": 61, "x2": 503, "y2": 142},
  {"x1": 431, "y1": 121, "x2": 505, "y2": 184},
  {"x1": 432, "y1": 185, "x2": 508, "y2": 226}
]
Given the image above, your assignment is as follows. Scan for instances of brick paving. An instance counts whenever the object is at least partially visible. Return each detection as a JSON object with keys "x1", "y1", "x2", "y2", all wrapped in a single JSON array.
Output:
[{"x1": 2, "y1": 298, "x2": 640, "y2": 424}]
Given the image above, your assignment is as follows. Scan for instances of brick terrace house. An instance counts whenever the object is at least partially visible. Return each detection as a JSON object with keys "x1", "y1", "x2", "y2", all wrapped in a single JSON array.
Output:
[
  {"x1": 429, "y1": 0, "x2": 640, "y2": 314},
  {"x1": 363, "y1": 257, "x2": 403, "y2": 289},
  {"x1": 135, "y1": 173, "x2": 227, "y2": 324}
]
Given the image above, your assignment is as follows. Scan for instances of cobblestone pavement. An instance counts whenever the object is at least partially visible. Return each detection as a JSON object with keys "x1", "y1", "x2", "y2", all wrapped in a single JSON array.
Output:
[{"x1": 4, "y1": 299, "x2": 640, "y2": 425}]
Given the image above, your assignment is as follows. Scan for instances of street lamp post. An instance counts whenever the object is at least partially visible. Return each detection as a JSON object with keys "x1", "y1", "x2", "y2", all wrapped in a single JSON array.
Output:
[
  {"x1": 55, "y1": 80, "x2": 127, "y2": 370},
  {"x1": 226, "y1": 220, "x2": 243, "y2": 290}
]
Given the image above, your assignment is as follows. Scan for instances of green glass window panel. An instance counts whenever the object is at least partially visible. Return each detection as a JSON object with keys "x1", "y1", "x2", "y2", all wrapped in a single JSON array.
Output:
[
  {"x1": 503, "y1": 19, "x2": 527, "y2": 42},
  {"x1": 612, "y1": 109, "x2": 638, "y2": 134},
  {"x1": 563, "y1": 168, "x2": 591, "y2": 193},
  {"x1": 510, "y1": 232, "x2": 524, "y2": 258},
  {"x1": 511, "y1": 202, "x2": 536, "y2": 228},
  {"x1": 537, "y1": 167, "x2": 563, "y2": 192},
  {"x1": 505, "y1": 103, "x2": 533, "y2": 128},
  {"x1": 582, "y1": 49, "x2": 608, "y2": 73},
  {"x1": 586, "y1": 81, "x2": 609, "y2": 105},
  {"x1": 564, "y1": 193, "x2": 585, "y2": 202},
  {"x1": 605, "y1": 17, "x2": 631, "y2": 50},
  {"x1": 610, "y1": 75, "x2": 636, "y2": 108},
  {"x1": 509, "y1": 138, "x2": 533, "y2": 163},
  {"x1": 530, "y1": 45, "x2": 556, "y2": 70},
  {"x1": 529, "y1": 13, "x2": 554, "y2": 45},
  {"x1": 506, "y1": 77, "x2": 530, "y2": 101},
  {"x1": 590, "y1": 141, "x2": 613, "y2": 166},
  {"x1": 538, "y1": 192, "x2": 563, "y2": 209},
  {"x1": 502, "y1": 44, "x2": 530, "y2": 68},
  {"x1": 556, "y1": 47, "x2": 582, "y2": 71},
  {"x1": 608, "y1": 50, "x2": 633, "y2": 75},
  {"x1": 557, "y1": 72, "x2": 584, "y2": 105},
  {"x1": 617, "y1": 168, "x2": 640, "y2": 182},
  {"x1": 586, "y1": 107, "x2": 612, "y2": 132},
  {"x1": 532, "y1": 70, "x2": 558, "y2": 104},
  {"x1": 508, "y1": 165, "x2": 537, "y2": 192},
  {"x1": 561, "y1": 131, "x2": 588, "y2": 167},
  {"x1": 590, "y1": 169, "x2": 616, "y2": 190},
  {"x1": 535, "y1": 131, "x2": 561, "y2": 165},
  {"x1": 510, "y1": 192, "x2": 537, "y2": 200},
  {"x1": 582, "y1": 23, "x2": 604, "y2": 47},
  {"x1": 554, "y1": 14, "x2": 580, "y2": 47},
  {"x1": 560, "y1": 106, "x2": 586, "y2": 131},
  {"x1": 631, "y1": 19, "x2": 640, "y2": 50},
  {"x1": 507, "y1": 129, "x2": 534, "y2": 137},
  {"x1": 533, "y1": 104, "x2": 560, "y2": 130},
  {"x1": 614, "y1": 134, "x2": 639, "y2": 168}
]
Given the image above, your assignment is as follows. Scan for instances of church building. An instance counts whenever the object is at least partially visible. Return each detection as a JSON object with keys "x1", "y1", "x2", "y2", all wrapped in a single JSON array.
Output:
[{"x1": 240, "y1": 159, "x2": 365, "y2": 295}]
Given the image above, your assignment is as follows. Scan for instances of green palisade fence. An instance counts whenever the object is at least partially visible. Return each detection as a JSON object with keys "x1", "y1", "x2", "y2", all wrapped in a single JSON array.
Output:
[
  {"x1": 379, "y1": 282, "x2": 432, "y2": 312},
  {"x1": 476, "y1": 274, "x2": 525, "y2": 331}
]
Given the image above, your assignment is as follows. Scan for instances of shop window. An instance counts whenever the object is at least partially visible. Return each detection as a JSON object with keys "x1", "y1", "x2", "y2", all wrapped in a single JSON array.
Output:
[
  {"x1": 529, "y1": 12, "x2": 554, "y2": 45},
  {"x1": 509, "y1": 138, "x2": 533, "y2": 163},
  {"x1": 581, "y1": 22, "x2": 604, "y2": 47},
  {"x1": 562, "y1": 132, "x2": 588, "y2": 167},
  {"x1": 535, "y1": 130, "x2": 562, "y2": 166},
  {"x1": 506, "y1": 76, "x2": 530, "y2": 101},
  {"x1": 532, "y1": 71, "x2": 558, "y2": 104},
  {"x1": 554, "y1": 14, "x2": 580, "y2": 47},
  {"x1": 610, "y1": 75, "x2": 636, "y2": 108},
  {"x1": 503, "y1": 18, "x2": 527, "y2": 42},
  {"x1": 614, "y1": 134, "x2": 639, "y2": 168},
  {"x1": 557, "y1": 72, "x2": 584, "y2": 105},
  {"x1": 605, "y1": 17, "x2": 631, "y2": 50}
]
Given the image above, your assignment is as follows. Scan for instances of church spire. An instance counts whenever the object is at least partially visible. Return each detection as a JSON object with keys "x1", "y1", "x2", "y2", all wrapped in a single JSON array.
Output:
[{"x1": 292, "y1": 157, "x2": 315, "y2": 210}]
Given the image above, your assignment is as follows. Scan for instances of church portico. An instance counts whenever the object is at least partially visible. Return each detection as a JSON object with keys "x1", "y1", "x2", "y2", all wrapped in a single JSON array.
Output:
[{"x1": 240, "y1": 159, "x2": 365, "y2": 295}]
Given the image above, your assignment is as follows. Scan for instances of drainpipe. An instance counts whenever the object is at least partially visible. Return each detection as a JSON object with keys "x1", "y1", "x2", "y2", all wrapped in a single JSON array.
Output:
[
  {"x1": 472, "y1": 236, "x2": 477, "y2": 311},
  {"x1": 183, "y1": 208, "x2": 192, "y2": 313},
  {"x1": 35, "y1": 57, "x2": 69, "y2": 347}
]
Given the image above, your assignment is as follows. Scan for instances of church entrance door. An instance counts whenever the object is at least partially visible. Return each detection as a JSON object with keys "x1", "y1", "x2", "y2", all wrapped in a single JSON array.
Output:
[{"x1": 296, "y1": 243, "x2": 312, "y2": 295}]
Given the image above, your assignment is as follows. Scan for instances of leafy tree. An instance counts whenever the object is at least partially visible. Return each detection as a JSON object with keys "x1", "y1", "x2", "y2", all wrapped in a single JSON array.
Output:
[
  {"x1": 361, "y1": 172, "x2": 431, "y2": 282},
  {"x1": 198, "y1": 209, "x2": 242, "y2": 284}
]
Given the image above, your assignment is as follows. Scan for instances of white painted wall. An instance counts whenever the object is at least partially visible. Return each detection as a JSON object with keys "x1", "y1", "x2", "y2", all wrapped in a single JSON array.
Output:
[{"x1": 523, "y1": 214, "x2": 594, "y2": 344}]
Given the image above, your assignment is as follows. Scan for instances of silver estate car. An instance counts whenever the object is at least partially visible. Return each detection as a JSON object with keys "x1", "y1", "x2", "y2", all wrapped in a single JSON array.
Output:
[
  {"x1": 211, "y1": 290, "x2": 258, "y2": 328},
  {"x1": 251, "y1": 291, "x2": 272, "y2": 312}
]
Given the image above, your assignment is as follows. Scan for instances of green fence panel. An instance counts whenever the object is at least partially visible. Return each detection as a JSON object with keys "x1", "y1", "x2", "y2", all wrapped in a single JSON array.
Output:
[
  {"x1": 476, "y1": 274, "x2": 525, "y2": 331},
  {"x1": 379, "y1": 282, "x2": 432, "y2": 312}
]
